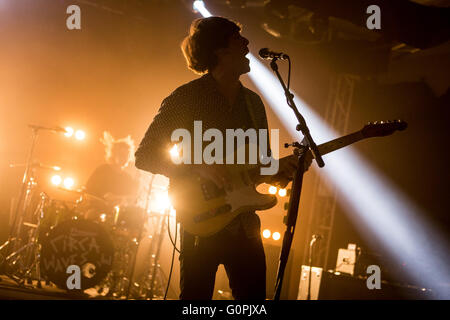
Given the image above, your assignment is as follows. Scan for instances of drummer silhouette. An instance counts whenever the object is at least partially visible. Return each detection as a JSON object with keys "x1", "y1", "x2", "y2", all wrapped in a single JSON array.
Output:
[
  {"x1": 81, "y1": 132, "x2": 139, "y2": 225},
  {"x1": 85, "y1": 131, "x2": 138, "y2": 204}
]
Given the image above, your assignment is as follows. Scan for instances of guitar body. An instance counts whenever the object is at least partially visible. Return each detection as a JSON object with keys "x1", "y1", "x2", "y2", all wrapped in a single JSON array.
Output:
[
  {"x1": 170, "y1": 165, "x2": 277, "y2": 237},
  {"x1": 169, "y1": 120, "x2": 407, "y2": 236}
]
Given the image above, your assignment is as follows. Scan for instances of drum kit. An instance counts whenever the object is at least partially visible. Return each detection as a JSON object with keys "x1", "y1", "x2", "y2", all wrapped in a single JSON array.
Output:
[{"x1": 0, "y1": 125, "x2": 174, "y2": 299}]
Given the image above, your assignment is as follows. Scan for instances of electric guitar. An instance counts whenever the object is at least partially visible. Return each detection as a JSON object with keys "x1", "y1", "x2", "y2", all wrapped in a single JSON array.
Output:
[{"x1": 170, "y1": 120, "x2": 407, "y2": 236}]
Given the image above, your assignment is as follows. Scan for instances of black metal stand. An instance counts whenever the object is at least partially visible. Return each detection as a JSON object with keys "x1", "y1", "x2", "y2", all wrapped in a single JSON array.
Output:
[
  {"x1": 273, "y1": 147, "x2": 307, "y2": 300},
  {"x1": 267, "y1": 58, "x2": 325, "y2": 300}
]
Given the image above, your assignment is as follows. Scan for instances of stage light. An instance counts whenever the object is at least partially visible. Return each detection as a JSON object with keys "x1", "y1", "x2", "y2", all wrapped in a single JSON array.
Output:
[
  {"x1": 268, "y1": 185, "x2": 277, "y2": 194},
  {"x1": 262, "y1": 229, "x2": 271, "y2": 239},
  {"x1": 278, "y1": 188, "x2": 287, "y2": 197},
  {"x1": 169, "y1": 144, "x2": 181, "y2": 163},
  {"x1": 100, "y1": 213, "x2": 107, "y2": 222},
  {"x1": 75, "y1": 130, "x2": 86, "y2": 140},
  {"x1": 63, "y1": 177, "x2": 75, "y2": 189},
  {"x1": 51, "y1": 175, "x2": 62, "y2": 186},
  {"x1": 53, "y1": 166, "x2": 61, "y2": 171},
  {"x1": 153, "y1": 191, "x2": 172, "y2": 213},
  {"x1": 193, "y1": 1, "x2": 212, "y2": 17},
  {"x1": 195, "y1": 2, "x2": 450, "y2": 298},
  {"x1": 272, "y1": 232, "x2": 281, "y2": 241},
  {"x1": 64, "y1": 127, "x2": 74, "y2": 137}
]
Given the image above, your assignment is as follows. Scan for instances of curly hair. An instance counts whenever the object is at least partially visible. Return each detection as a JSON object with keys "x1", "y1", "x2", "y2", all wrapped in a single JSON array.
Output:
[
  {"x1": 181, "y1": 17, "x2": 241, "y2": 74},
  {"x1": 100, "y1": 131, "x2": 135, "y2": 166}
]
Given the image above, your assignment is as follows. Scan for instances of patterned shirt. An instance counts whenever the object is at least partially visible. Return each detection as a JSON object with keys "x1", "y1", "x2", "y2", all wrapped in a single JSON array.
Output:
[{"x1": 135, "y1": 73, "x2": 270, "y2": 238}]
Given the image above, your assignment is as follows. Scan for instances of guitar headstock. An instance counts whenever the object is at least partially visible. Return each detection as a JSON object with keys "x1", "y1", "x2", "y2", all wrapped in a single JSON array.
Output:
[{"x1": 361, "y1": 120, "x2": 408, "y2": 138}]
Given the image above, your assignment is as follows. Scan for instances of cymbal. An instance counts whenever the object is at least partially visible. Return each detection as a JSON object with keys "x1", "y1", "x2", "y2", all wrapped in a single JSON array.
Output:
[
  {"x1": 9, "y1": 161, "x2": 61, "y2": 171},
  {"x1": 56, "y1": 187, "x2": 105, "y2": 202}
]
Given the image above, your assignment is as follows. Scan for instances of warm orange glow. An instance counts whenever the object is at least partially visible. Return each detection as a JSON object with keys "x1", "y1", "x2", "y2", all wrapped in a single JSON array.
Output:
[
  {"x1": 272, "y1": 232, "x2": 281, "y2": 241},
  {"x1": 75, "y1": 130, "x2": 86, "y2": 140},
  {"x1": 268, "y1": 186, "x2": 277, "y2": 194},
  {"x1": 64, "y1": 127, "x2": 74, "y2": 137},
  {"x1": 51, "y1": 175, "x2": 62, "y2": 186},
  {"x1": 169, "y1": 144, "x2": 181, "y2": 163},
  {"x1": 63, "y1": 177, "x2": 75, "y2": 189},
  {"x1": 263, "y1": 229, "x2": 271, "y2": 239},
  {"x1": 278, "y1": 188, "x2": 287, "y2": 197},
  {"x1": 154, "y1": 193, "x2": 171, "y2": 213}
]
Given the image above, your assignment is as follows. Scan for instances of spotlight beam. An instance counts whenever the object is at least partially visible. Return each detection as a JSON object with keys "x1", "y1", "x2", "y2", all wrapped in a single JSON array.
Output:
[
  {"x1": 247, "y1": 54, "x2": 449, "y2": 298},
  {"x1": 193, "y1": 2, "x2": 450, "y2": 299}
]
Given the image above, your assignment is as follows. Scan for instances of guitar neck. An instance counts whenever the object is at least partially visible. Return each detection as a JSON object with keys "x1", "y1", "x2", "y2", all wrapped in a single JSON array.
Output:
[
  {"x1": 249, "y1": 130, "x2": 366, "y2": 182},
  {"x1": 317, "y1": 130, "x2": 365, "y2": 157}
]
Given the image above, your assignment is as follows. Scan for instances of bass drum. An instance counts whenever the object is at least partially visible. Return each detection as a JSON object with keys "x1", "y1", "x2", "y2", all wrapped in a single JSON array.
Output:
[{"x1": 40, "y1": 219, "x2": 114, "y2": 290}]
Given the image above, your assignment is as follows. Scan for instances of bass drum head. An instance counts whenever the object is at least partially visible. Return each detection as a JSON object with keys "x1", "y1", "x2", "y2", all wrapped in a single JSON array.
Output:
[{"x1": 40, "y1": 219, "x2": 114, "y2": 290}]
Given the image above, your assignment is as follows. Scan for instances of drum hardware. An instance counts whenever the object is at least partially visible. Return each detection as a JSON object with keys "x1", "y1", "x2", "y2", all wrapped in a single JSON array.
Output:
[
  {"x1": 1, "y1": 124, "x2": 63, "y2": 281},
  {"x1": 3, "y1": 192, "x2": 50, "y2": 287},
  {"x1": 1, "y1": 151, "x2": 175, "y2": 298},
  {"x1": 120, "y1": 174, "x2": 175, "y2": 300},
  {"x1": 146, "y1": 209, "x2": 170, "y2": 300}
]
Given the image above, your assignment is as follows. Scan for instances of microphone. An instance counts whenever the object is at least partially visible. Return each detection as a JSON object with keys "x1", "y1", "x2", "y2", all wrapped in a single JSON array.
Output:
[
  {"x1": 258, "y1": 48, "x2": 289, "y2": 60},
  {"x1": 310, "y1": 234, "x2": 322, "y2": 246},
  {"x1": 312, "y1": 234, "x2": 322, "y2": 241}
]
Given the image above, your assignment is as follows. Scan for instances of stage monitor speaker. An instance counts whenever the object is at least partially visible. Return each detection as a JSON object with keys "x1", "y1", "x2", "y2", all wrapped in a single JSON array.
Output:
[
  {"x1": 297, "y1": 266, "x2": 434, "y2": 299},
  {"x1": 297, "y1": 266, "x2": 323, "y2": 300}
]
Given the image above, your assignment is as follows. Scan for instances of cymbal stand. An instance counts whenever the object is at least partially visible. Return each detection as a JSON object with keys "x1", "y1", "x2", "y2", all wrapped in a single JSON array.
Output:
[
  {"x1": 5, "y1": 127, "x2": 39, "y2": 257},
  {"x1": 1, "y1": 128, "x2": 42, "y2": 281},
  {"x1": 5, "y1": 192, "x2": 49, "y2": 287},
  {"x1": 0, "y1": 125, "x2": 61, "y2": 282}
]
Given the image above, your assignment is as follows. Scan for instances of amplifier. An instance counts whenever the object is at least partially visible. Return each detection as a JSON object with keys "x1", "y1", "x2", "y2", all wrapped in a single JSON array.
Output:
[{"x1": 298, "y1": 266, "x2": 434, "y2": 300}]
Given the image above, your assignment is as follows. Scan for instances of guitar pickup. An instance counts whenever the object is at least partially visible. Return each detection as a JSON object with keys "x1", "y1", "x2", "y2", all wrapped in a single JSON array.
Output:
[{"x1": 193, "y1": 204, "x2": 232, "y2": 223}]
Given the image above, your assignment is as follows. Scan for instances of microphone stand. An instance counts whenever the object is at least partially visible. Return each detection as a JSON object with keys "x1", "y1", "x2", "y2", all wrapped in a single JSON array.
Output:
[
  {"x1": 269, "y1": 57, "x2": 325, "y2": 301},
  {"x1": 307, "y1": 234, "x2": 321, "y2": 300}
]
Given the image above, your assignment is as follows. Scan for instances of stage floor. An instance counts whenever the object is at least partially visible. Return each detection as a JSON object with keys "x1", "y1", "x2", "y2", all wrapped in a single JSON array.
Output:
[{"x1": 0, "y1": 275, "x2": 109, "y2": 300}]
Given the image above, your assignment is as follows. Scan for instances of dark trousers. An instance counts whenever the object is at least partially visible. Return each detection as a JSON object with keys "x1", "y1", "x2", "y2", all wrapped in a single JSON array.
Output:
[{"x1": 179, "y1": 224, "x2": 266, "y2": 300}]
